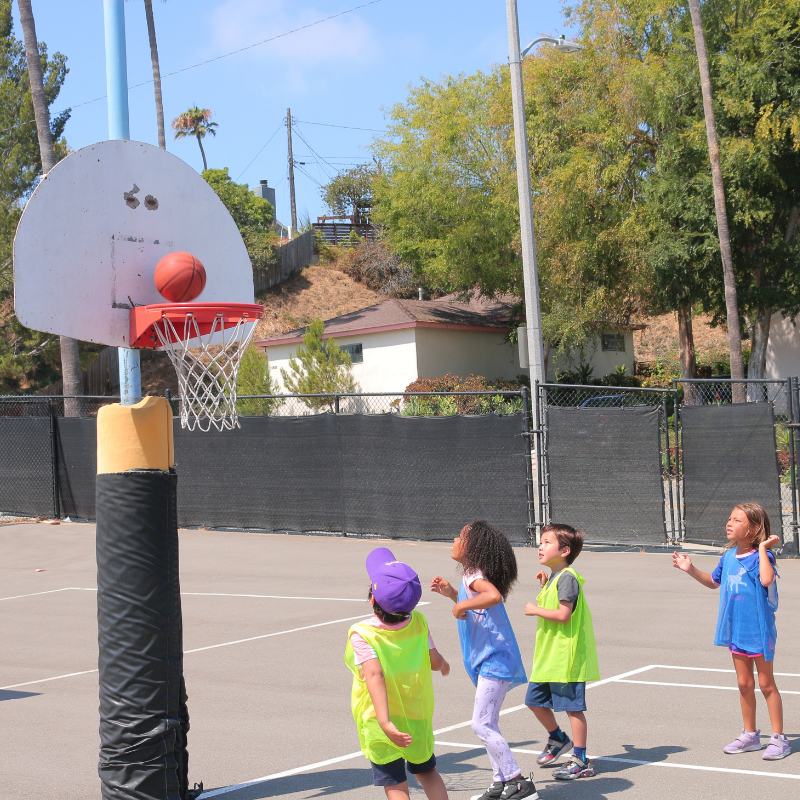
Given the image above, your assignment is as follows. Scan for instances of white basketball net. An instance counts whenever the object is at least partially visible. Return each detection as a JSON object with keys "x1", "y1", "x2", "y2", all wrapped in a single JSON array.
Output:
[{"x1": 153, "y1": 311, "x2": 258, "y2": 432}]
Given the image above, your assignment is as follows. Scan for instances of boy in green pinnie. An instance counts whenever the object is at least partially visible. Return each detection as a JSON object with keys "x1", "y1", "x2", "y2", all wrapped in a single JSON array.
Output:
[{"x1": 524, "y1": 524, "x2": 599, "y2": 780}]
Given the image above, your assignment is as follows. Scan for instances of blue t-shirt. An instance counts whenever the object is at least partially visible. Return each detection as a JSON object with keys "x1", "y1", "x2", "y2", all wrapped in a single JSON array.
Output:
[
  {"x1": 712, "y1": 548, "x2": 778, "y2": 660},
  {"x1": 711, "y1": 549, "x2": 775, "y2": 586}
]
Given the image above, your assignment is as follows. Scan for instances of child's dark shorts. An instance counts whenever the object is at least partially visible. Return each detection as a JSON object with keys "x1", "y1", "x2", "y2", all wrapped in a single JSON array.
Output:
[
  {"x1": 370, "y1": 753, "x2": 437, "y2": 786},
  {"x1": 525, "y1": 681, "x2": 586, "y2": 712}
]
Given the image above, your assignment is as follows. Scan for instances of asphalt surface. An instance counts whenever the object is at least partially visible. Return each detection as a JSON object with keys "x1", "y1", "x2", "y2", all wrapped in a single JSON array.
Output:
[{"x1": 2, "y1": 523, "x2": 799, "y2": 800}]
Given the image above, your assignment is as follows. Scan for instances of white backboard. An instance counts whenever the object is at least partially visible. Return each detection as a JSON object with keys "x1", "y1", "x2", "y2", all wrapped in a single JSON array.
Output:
[{"x1": 14, "y1": 139, "x2": 255, "y2": 348}]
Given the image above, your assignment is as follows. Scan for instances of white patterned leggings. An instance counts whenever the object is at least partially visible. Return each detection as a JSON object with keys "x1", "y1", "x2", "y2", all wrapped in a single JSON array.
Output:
[{"x1": 472, "y1": 676, "x2": 521, "y2": 783}]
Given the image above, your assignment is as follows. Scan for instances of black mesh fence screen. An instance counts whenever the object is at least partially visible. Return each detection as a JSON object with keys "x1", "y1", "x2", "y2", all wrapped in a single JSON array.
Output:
[
  {"x1": 175, "y1": 413, "x2": 529, "y2": 542},
  {"x1": 545, "y1": 406, "x2": 666, "y2": 543},
  {"x1": 0, "y1": 416, "x2": 55, "y2": 519},
  {"x1": 681, "y1": 403, "x2": 782, "y2": 543},
  {"x1": 55, "y1": 418, "x2": 98, "y2": 521}
]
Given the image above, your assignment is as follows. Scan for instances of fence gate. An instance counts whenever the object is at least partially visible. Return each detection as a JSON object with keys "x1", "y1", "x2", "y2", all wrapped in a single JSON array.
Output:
[
  {"x1": 535, "y1": 384, "x2": 677, "y2": 545},
  {"x1": 676, "y1": 379, "x2": 798, "y2": 551}
]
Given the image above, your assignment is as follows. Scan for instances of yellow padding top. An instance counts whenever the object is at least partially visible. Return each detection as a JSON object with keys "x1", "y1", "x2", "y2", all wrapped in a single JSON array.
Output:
[{"x1": 97, "y1": 396, "x2": 175, "y2": 474}]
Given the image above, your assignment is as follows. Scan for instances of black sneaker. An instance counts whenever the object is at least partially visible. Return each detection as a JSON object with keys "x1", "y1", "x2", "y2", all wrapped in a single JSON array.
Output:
[
  {"x1": 499, "y1": 775, "x2": 539, "y2": 800},
  {"x1": 537, "y1": 735, "x2": 572, "y2": 766},
  {"x1": 470, "y1": 781, "x2": 505, "y2": 800}
]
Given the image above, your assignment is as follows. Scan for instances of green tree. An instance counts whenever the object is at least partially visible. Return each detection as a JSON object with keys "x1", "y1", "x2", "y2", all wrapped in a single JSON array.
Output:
[
  {"x1": 321, "y1": 164, "x2": 376, "y2": 221},
  {"x1": 172, "y1": 106, "x2": 217, "y2": 170},
  {"x1": 280, "y1": 318, "x2": 357, "y2": 410},
  {"x1": 236, "y1": 346, "x2": 282, "y2": 414},
  {"x1": 202, "y1": 167, "x2": 277, "y2": 276},
  {"x1": 0, "y1": 1, "x2": 70, "y2": 393}
]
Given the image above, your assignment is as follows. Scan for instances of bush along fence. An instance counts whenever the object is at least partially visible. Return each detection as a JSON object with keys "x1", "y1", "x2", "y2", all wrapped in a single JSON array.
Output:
[{"x1": 0, "y1": 382, "x2": 797, "y2": 556}]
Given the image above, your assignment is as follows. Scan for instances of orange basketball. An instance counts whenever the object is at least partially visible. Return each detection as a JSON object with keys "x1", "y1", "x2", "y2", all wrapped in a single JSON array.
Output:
[{"x1": 154, "y1": 251, "x2": 206, "y2": 303}]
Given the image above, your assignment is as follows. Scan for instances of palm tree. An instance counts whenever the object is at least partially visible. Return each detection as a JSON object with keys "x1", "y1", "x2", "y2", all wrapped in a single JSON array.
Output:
[
  {"x1": 17, "y1": 0, "x2": 84, "y2": 406},
  {"x1": 127, "y1": 0, "x2": 166, "y2": 149},
  {"x1": 171, "y1": 107, "x2": 217, "y2": 171},
  {"x1": 687, "y1": 0, "x2": 746, "y2": 399}
]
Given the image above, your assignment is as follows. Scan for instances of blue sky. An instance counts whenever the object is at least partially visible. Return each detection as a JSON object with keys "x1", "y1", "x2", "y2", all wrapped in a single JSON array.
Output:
[{"x1": 13, "y1": 1, "x2": 572, "y2": 227}]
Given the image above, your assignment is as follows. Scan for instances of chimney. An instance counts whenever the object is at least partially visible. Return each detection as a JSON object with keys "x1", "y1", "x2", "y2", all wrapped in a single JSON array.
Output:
[{"x1": 254, "y1": 179, "x2": 276, "y2": 212}]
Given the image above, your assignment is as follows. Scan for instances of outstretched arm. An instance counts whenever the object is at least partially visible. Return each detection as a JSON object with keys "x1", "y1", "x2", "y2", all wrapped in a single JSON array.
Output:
[
  {"x1": 361, "y1": 658, "x2": 412, "y2": 747},
  {"x1": 672, "y1": 552, "x2": 718, "y2": 589},
  {"x1": 759, "y1": 536, "x2": 780, "y2": 587}
]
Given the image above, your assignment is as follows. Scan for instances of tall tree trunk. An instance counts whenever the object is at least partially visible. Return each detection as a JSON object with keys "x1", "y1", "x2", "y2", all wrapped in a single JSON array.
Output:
[
  {"x1": 687, "y1": 0, "x2": 746, "y2": 403},
  {"x1": 143, "y1": 0, "x2": 166, "y2": 150},
  {"x1": 677, "y1": 304, "x2": 698, "y2": 405},
  {"x1": 196, "y1": 133, "x2": 207, "y2": 171},
  {"x1": 17, "y1": 0, "x2": 84, "y2": 410}
]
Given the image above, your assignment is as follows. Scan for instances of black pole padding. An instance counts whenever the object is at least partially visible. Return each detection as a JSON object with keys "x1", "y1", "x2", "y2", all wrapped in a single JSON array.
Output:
[{"x1": 96, "y1": 470, "x2": 189, "y2": 800}]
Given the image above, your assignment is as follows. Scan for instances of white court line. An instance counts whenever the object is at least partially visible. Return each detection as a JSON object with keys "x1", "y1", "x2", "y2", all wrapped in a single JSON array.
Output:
[
  {"x1": 618, "y1": 679, "x2": 800, "y2": 695},
  {"x1": 434, "y1": 742, "x2": 800, "y2": 781},
  {"x1": 650, "y1": 664, "x2": 800, "y2": 678},
  {"x1": 0, "y1": 588, "x2": 74, "y2": 602},
  {"x1": 0, "y1": 613, "x2": 372, "y2": 690},
  {"x1": 0, "y1": 587, "x2": 430, "y2": 605},
  {"x1": 200, "y1": 665, "x2": 658, "y2": 797}
]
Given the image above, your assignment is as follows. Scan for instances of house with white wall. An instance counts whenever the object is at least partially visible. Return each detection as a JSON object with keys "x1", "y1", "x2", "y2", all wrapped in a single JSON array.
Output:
[
  {"x1": 256, "y1": 294, "x2": 641, "y2": 392},
  {"x1": 766, "y1": 312, "x2": 800, "y2": 381}
]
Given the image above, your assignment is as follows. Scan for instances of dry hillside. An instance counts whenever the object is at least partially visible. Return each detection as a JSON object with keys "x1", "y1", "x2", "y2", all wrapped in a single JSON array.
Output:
[{"x1": 634, "y1": 312, "x2": 734, "y2": 366}]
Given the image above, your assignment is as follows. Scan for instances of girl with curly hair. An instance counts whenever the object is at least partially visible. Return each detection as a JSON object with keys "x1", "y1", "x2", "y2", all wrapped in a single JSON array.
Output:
[{"x1": 431, "y1": 521, "x2": 534, "y2": 800}]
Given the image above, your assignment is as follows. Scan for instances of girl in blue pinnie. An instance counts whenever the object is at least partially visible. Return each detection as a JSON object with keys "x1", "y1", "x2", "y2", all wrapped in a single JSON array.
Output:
[{"x1": 673, "y1": 502, "x2": 788, "y2": 760}]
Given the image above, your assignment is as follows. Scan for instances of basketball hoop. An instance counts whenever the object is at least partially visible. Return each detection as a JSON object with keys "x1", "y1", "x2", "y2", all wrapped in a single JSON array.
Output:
[{"x1": 130, "y1": 303, "x2": 263, "y2": 431}]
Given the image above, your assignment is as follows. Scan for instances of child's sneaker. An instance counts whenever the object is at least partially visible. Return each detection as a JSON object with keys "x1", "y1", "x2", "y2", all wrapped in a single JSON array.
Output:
[
  {"x1": 470, "y1": 781, "x2": 505, "y2": 800},
  {"x1": 552, "y1": 755, "x2": 595, "y2": 780},
  {"x1": 724, "y1": 729, "x2": 762, "y2": 754},
  {"x1": 762, "y1": 734, "x2": 790, "y2": 761},
  {"x1": 499, "y1": 774, "x2": 539, "y2": 799},
  {"x1": 537, "y1": 735, "x2": 573, "y2": 766}
]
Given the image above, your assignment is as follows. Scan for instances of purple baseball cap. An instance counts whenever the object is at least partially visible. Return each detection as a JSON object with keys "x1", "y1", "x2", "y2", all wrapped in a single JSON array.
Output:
[{"x1": 366, "y1": 547, "x2": 422, "y2": 614}]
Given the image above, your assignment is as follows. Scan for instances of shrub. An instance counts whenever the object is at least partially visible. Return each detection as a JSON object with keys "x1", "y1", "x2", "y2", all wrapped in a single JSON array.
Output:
[
  {"x1": 339, "y1": 239, "x2": 418, "y2": 298},
  {"x1": 402, "y1": 373, "x2": 525, "y2": 415}
]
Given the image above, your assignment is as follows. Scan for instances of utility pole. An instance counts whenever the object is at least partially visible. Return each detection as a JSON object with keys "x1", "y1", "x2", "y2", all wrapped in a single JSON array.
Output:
[{"x1": 287, "y1": 108, "x2": 297, "y2": 235}]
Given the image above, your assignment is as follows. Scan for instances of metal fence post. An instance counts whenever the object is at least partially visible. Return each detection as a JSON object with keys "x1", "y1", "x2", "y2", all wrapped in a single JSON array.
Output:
[
  {"x1": 334, "y1": 394, "x2": 340, "y2": 414},
  {"x1": 662, "y1": 395, "x2": 677, "y2": 542},
  {"x1": 520, "y1": 387, "x2": 535, "y2": 546},
  {"x1": 49, "y1": 399, "x2": 60, "y2": 519},
  {"x1": 534, "y1": 380, "x2": 545, "y2": 544},
  {"x1": 674, "y1": 385, "x2": 683, "y2": 540},
  {"x1": 788, "y1": 377, "x2": 799, "y2": 554}
]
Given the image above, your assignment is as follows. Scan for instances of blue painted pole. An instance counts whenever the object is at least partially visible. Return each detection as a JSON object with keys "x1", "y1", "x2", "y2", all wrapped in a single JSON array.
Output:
[{"x1": 104, "y1": 0, "x2": 141, "y2": 404}]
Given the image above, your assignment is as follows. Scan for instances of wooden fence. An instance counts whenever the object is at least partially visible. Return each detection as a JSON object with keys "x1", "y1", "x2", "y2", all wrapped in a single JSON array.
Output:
[{"x1": 253, "y1": 229, "x2": 319, "y2": 295}]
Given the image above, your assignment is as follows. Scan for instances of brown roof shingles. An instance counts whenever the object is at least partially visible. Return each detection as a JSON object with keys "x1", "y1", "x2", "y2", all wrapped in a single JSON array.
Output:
[{"x1": 260, "y1": 296, "x2": 512, "y2": 343}]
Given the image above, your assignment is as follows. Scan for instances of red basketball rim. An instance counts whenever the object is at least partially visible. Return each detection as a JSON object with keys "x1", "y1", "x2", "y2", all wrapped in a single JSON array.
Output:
[{"x1": 130, "y1": 302, "x2": 263, "y2": 349}]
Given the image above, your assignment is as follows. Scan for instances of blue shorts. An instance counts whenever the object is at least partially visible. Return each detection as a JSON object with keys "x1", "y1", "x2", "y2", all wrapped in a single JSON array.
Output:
[
  {"x1": 525, "y1": 681, "x2": 586, "y2": 712},
  {"x1": 370, "y1": 753, "x2": 437, "y2": 786}
]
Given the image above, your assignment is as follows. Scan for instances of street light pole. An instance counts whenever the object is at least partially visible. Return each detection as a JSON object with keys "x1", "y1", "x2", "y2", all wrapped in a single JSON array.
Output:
[
  {"x1": 506, "y1": 0, "x2": 545, "y2": 388},
  {"x1": 504, "y1": 0, "x2": 582, "y2": 387}
]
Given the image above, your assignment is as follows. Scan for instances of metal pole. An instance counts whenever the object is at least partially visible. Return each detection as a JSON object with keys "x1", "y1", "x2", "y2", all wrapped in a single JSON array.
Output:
[
  {"x1": 521, "y1": 387, "x2": 536, "y2": 546},
  {"x1": 504, "y1": 0, "x2": 545, "y2": 388},
  {"x1": 674, "y1": 384, "x2": 683, "y2": 539},
  {"x1": 49, "y1": 400, "x2": 60, "y2": 520},
  {"x1": 534, "y1": 380, "x2": 545, "y2": 543},
  {"x1": 788, "y1": 377, "x2": 799, "y2": 554},
  {"x1": 663, "y1": 395, "x2": 676, "y2": 542},
  {"x1": 104, "y1": 0, "x2": 141, "y2": 405}
]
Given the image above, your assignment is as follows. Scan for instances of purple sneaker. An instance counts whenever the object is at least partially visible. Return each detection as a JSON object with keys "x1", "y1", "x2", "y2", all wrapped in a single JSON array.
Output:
[
  {"x1": 762, "y1": 734, "x2": 790, "y2": 761},
  {"x1": 724, "y1": 729, "x2": 762, "y2": 754}
]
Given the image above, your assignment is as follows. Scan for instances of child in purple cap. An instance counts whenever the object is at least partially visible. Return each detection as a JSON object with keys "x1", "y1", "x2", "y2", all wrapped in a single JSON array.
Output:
[{"x1": 345, "y1": 547, "x2": 452, "y2": 800}]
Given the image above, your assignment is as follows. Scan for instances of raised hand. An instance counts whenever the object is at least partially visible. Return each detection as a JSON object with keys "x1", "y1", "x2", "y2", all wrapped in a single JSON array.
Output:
[
  {"x1": 761, "y1": 535, "x2": 781, "y2": 550},
  {"x1": 672, "y1": 551, "x2": 693, "y2": 572},
  {"x1": 536, "y1": 571, "x2": 549, "y2": 587},
  {"x1": 430, "y1": 576, "x2": 457, "y2": 601}
]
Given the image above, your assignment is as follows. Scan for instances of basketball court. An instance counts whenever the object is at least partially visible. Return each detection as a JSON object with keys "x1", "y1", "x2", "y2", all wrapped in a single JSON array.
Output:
[{"x1": 3, "y1": 523, "x2": 798, "y2": 800}]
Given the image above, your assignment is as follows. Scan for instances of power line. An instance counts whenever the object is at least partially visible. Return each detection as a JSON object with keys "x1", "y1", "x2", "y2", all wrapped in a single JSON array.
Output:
[
  {"x1": 296, "y1": 119, "x2": 386, "y2": 133},
  {"x1": 71, "y1": 0, "x2": 387, "y2": 111},
  {"x1": 235, "y1": 120, "x2": 285, "y2": 180}
]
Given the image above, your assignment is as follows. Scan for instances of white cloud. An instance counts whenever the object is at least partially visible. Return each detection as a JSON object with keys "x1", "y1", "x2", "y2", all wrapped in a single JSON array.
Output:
[{"x1": 208, "y1": 0, "x2": 380, "y2": 67}]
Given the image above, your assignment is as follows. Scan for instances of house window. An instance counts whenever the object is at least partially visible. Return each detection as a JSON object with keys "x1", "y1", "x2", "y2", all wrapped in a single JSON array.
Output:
[
  {"x1": 341, "y1": 343, "x2": 363, "y2": 363},
  {"x1": 601, "y1": 332, "x2": 626, "y2": 352}
]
